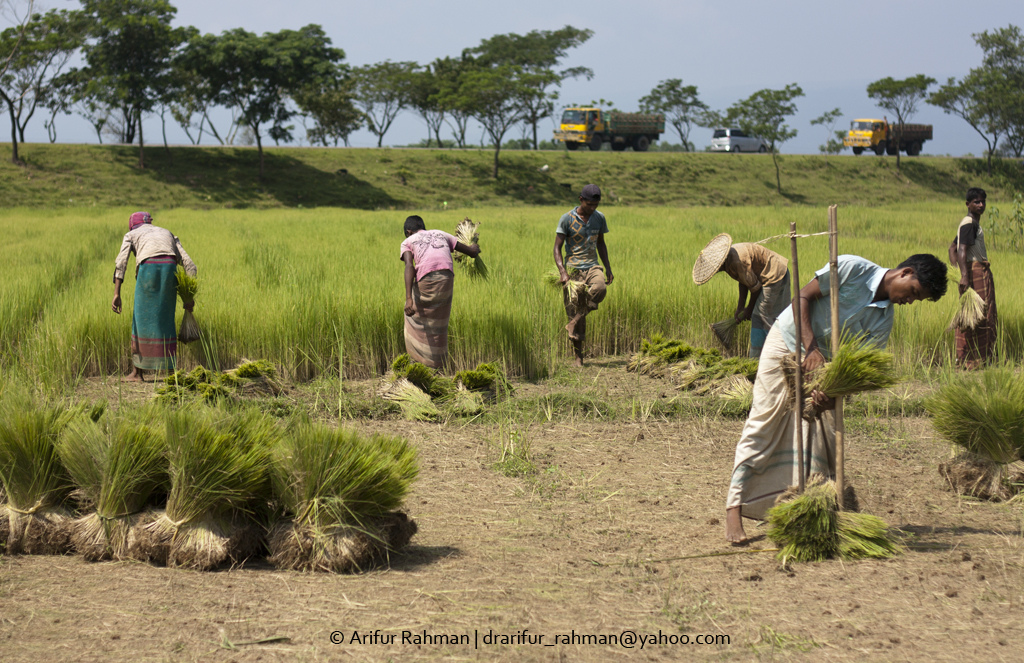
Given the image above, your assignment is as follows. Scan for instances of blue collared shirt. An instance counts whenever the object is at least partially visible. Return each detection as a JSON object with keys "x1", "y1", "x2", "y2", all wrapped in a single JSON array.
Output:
[{"x1": 775, "y1": 255, "x2": 893, "y2": 358}]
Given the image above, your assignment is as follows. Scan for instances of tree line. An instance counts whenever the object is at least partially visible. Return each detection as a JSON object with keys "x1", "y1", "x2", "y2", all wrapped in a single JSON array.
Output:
[{"x1": 1, "y1": 1, "x2": 1021, "y2": 182}]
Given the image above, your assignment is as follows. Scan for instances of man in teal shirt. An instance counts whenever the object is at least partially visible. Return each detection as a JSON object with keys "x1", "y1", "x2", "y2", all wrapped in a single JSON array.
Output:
[{"x1": 554, "y1": 184, "x2": 615, "y2": 367}]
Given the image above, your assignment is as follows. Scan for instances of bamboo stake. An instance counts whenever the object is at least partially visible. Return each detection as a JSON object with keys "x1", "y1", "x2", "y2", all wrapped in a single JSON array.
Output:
[
  {"x1": 828, "y1": 205, "x2": 846, "y2": 509},
  {"x1": 789, "y1": 222, "x2": 805, "y2": 492}
]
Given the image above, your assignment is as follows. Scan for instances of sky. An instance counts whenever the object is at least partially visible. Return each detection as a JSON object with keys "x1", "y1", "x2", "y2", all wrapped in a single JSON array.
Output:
[{"x1": 9, "y1": 0, "x2": 1024, "y2": 155}]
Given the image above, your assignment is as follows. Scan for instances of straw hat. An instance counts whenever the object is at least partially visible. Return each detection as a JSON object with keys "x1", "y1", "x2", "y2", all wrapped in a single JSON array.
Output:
[{"x1": 692, "y1": 233, "x2": 733, "y2": 285}]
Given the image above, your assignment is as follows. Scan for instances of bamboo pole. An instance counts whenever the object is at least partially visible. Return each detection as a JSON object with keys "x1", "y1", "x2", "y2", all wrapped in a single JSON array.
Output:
[
  {"x1": 789, "y1": 222, "x2": 805, "y2": 492},
  {"x1": 828, "y1": 205, "x2": 846, "y2": 509}
]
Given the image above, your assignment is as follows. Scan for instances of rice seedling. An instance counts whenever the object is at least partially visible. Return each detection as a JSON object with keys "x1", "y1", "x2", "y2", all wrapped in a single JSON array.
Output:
[
  {"x1": 928, "y1": 369, "x2": 1024, "y2": 466},
  {"x1": 234, "y1": 359, "x2": 277, "y2": 379},
  {"x1": 544, "y1": 269, "x2": 587, "y2": 306},
  {"x1": 176, "y1": 266, "x2": 201, "y2": 344},
  {"x1": 57, "y1": 412, "x2": 166, "y2": 561},
  {"x1": 129, "y1": 409, "x2": 275, "y2": 570},
  {"x1": 673, "y1": 356, "x2": 757, "y2": 392},
  {"x1": 950, "y1": 287, "x2": 986, "y2": 331},
  {"x1": 716, "y1": 375, "x2": 754, "y2": 417},
  {"x1": 710, "y1": 317, "x2": 740, "y2": 348},
  {"x1": 455, "y1": 361, "x2": 513, "y2": 396},
  {"x1": 0, "y1": 404, "x2": 76, "y2": 554},
  {"x1": 444, "y1": 384, "x2": 486, "y2": 416},
  {"x1": 267, "y1": 422, "x2": 418, "y2": 572},
  {"x1": 378, "y1": 378, "x2": 440, "y2": 422},
  {"x1": 808, "y1": 335, "x2": 899, "y2": 399},
  {"x1": 627, "y1": 335, "x2": 721, "y2": 377},
  {"x1": 454, "y1": 217, "x2": 488, "y2": 279},
  {"x1": 767, "y1": 477, "x2": 900, "y2": 565}
]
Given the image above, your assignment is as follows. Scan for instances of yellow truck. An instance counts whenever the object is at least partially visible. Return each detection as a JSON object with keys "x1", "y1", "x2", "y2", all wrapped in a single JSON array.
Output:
[
  {"x1": 844, "y1": 118, "x2": 933, "y2": 156},
  {"x1": 553, "y1": 107, "x2": 665, "y2": 152}
]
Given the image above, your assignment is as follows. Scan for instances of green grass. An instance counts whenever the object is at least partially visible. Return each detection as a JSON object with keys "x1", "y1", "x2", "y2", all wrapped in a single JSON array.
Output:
[
  {"x1": 4, "y1": 200, "x2": 1024, "y2": 392},
  {"x1": 2, "y1": 143, "x2": 1024, "y2": 210}
]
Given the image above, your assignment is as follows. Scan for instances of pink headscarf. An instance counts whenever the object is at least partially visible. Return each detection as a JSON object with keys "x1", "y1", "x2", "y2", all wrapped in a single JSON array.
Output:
[{"x1": 129, "y1": 211, "x2": 153, "y2": 231}]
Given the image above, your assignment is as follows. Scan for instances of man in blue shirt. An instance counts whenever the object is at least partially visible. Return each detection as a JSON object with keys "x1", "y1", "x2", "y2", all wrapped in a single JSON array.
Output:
[
  {"x1": 725, "y1": 253, "x2": 948, "y2": 544},
  {"x1": 554, "y1": 184, "x2": 615, "y2": 367}
]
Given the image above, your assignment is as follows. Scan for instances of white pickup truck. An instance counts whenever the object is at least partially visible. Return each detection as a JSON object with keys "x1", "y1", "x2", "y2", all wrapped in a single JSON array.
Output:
[{"x1": 710, "y1": 128, "x2": 768, "y2": 153}]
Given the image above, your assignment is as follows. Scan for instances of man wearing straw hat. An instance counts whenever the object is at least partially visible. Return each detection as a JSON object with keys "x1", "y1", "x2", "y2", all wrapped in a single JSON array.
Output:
[
  {"x1": 724, "y1": 253, "x2": 948, "y2": 544},
  {"x1": 554, "y1": 184, "x2": 614, "y2": 367},
  {"x1": 693, "y1": 234, "x2": 790, "y2": 358}
]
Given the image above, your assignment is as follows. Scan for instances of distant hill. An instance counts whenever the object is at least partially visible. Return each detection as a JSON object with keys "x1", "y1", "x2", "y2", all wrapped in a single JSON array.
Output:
[{"x1": 1, "y1": 143, "x2": 1021, "y2": 210}]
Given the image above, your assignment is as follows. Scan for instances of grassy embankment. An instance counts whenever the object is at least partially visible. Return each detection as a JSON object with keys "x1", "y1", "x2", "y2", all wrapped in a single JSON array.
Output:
[
  {"x1": 2, "y1": 142, "x2": 1023, "y2": 210},
  {"x1": 3, "y1": 203, "x2": 1024, "y2": 395}
]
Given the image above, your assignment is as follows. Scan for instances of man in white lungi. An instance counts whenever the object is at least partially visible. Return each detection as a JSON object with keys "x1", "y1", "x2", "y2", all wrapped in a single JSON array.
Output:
[{"x1": 725, "y1": 253, "x2": 948, "y2": 544}]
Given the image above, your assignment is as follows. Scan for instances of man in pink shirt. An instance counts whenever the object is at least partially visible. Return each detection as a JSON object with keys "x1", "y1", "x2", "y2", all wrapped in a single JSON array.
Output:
[{"x1": 400, "y1": 215, "x2": 480, "y2": 368}]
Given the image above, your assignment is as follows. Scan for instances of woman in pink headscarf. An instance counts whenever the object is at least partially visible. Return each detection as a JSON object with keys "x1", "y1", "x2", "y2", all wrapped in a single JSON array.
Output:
[{"x1": 111, "y1": 212, "x2": 197, "y2": 381}]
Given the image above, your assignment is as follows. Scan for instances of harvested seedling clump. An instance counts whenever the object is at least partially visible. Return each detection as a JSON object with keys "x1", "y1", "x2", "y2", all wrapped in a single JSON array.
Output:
[
  {"x1": 950, "y1": 287, "x2": 986, "y2": 331},
  {"x1": 175, "y1": 266, "x2": 201, "y2": 344},
  {"x1": 627, "y1": 335, "x2": 722, "y2": 378},
  {"x1": 453, "y1": 217, "x2": 488, "y2": 279},
  {"x1": 267, "y1": 422, "x2": 418, "y2": 572}
]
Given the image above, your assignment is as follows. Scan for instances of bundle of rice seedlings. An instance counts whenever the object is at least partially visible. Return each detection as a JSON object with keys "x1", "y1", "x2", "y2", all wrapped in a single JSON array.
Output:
[
  {"x1": 544, "y1": 270, "x2": 588, "y2": 306},
  {"x1": 0, "y1": 405, "x2": 76, "y2": 554},
  {"x1": 379, "y1": 378, "x2": 439, "y2": 422},
  {"x1": 175, "y1": 266, "x2": 201, "y2": 344},
  {"x1": 454, "y1": 217, "x2": 488, "y2": 279},
  {"x1": 267, "y1": 423, "x2": 419, "y2": 572},
  {"x1": 627, "y1": 336, "x2": 720, "y2": 377},
  {"x1": 716, "y1": 375, "x2": 754, "y2": 417},
  {"x1": 57, "y1": 414, "x2": 166, "y2": 561},
  {"x1": 129, "y1": 409, "x2": 274, "y2": 570},
  {"x1": 938, "y1": 454, "x2": 1024, "y2": 501},
  {"x1": 950, "y1": 287, "x2": 986, "y2": 331},
  {"x1": 807, "y1": 335, "x2": 899, "y2": 399},
  {"x1": 156, "y1": 366, "x2": 236, "y2": 404},
  {"x1": 710, "y1": 317, "x2": 740, "y2": 348},
  {"x1": 391, "y1": 353, "x2": 412, "y2": 375},
  {"x1": 444, "y1": 384, "x2": 485, "y2": 416},
  {"x1": 455, "y1": 361, "x2": 513, "y2": 396},
  {"x1": 767, "y1": 477, "x2": 900, "y2": 565},
  {"x1": 234, "y1": 359, "x2": 277, "y2": 379},
  {"x1": 927, "y1": 369, "x2": 1024, "y2": 464},
  {"x1": 673, "y1": 356, "x2": 757, "y2": 392}
]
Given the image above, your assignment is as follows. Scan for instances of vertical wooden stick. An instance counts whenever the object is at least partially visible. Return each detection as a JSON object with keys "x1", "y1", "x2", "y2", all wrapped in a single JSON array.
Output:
[
  {"x1": 789, "y1": 222, "x2": 805, "y2": 493},
  {"x1": 828, "y1": 205, "x2": 846, "y2": 509}
]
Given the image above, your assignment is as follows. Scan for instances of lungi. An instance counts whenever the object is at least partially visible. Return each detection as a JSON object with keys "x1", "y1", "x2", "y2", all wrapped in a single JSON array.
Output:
[
  {"x1": 749, "y1": 271, "x2": 791, "y2": 358},
  {"x1": 955, "y1": 261, "x2": 997, "y2": 368},
  {"x1": 727, "y1": 325, "x2": 835, "y2": 520},
  {"x1": 563, "y1": 266, "x2": 607, "y2": 343},
  {"x1": 405, "y1": 269, "x2": 454, "y2": 369},
  {"x1": 131, "y1": 256, "x2": 179, "y2": 371}
]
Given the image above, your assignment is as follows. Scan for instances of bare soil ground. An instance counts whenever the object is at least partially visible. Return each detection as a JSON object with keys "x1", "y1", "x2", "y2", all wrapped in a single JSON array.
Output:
[{"x1": 2, "y1": 359, "x2": 1023, "y2": 662}]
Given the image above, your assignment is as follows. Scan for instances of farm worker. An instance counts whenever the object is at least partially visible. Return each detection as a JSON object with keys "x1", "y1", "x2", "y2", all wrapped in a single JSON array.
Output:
[
  {"x1": 400, "y1": 215, "x2": 481, "y2": 369},
  {"x1": 693, "y1": 233, "x2": 791, "y2": 357},
  {"x1": 951, "y1": 187, "x2": 996, "y2": 370},
  {"x1": 111, "y1": 211, "x2": 197, "y2": 382},
  {"x1": 725, "y1": 254, "x2": 948, "y2": 544},
  {"x1": 554, "y1": 184, "x2": 614, "y2": 367}
]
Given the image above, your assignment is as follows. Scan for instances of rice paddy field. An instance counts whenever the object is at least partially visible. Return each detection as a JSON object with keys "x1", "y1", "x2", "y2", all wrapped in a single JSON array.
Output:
[{"x1": 3, "y1": 201, "x2": 1024, "y2": 661}]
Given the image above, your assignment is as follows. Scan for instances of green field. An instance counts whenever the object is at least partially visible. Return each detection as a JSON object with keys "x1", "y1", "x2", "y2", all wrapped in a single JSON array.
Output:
[{"x1": 2, "y1": 202, "x2": 1022, "y2": 394}]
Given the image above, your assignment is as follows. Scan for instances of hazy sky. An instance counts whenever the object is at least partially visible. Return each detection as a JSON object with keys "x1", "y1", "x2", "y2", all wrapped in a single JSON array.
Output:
[{"x1": 11, "y1": 0, "x2": 1024, "y2": 155}]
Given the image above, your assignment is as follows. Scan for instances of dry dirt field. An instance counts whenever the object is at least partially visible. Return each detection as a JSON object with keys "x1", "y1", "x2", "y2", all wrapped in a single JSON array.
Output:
[{"x1": 2, "y1": 359, "x2": 1024, "y2": 662}]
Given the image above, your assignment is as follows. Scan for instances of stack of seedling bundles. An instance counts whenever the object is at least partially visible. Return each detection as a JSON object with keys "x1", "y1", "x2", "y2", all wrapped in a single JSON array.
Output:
[
  {"x1": 58, "y1": 409, "x2": 166, "y2": 560},
  {"x1": 268, "y1": 422, "x2": 418, "y2": 572},
  {"x1": 626, "y1": 335, "x2": 720, "y2": 378},
  {"x1": 379, "y1": 355, "x2": 511, "y2": 420},
  {"x1": 0, "y1": 405, "x2": 77, "y2": 554},
  {"x1": 157, "y1": 360, "x2": 284, "y2": 404},
  {"x1": 927, "y1": 369, "x2": 1024, "y2": 500},
  {"x1": 129, "y1": 409, "x2": 275, "y2": 570},
  {"x1": 784, "y1": 335, "x2": 899, "y2": 418},
  {"x1": 453, "y1": 217, "x2": 488, "y2": 279},
  {"x1": 674, "y1": 356, "x2": 759, "y2": 393},
  {"x1": 176, "y1": 266, "x2": 201, "y2": 344},
  {"x1": 767, "y1": 476, "x2": 900, "y2": 565}
]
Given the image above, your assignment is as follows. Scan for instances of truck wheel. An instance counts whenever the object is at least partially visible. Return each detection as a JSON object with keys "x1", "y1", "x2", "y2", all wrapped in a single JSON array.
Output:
[
  {"x1": 634, "y1": 136, "x2": 650, "y2": 152},
  {"x1": 873, "y1": 143, "x2": 886, "y2": 156},
  {"x1": 907, "y1": 142, "x2": 920, "y2": 156},
  {"x1": 853, "y1": 147, "x2": 864, "y2": 155},
  {"x1": 886, "y1": 143, "x2": 898, "y2": 156},
  {"x1": 589, "y1": 135, "x2": 603, "y2": 151},
  {"x1": 565, "y1": 142, "x2": 579, "y2": 151}
]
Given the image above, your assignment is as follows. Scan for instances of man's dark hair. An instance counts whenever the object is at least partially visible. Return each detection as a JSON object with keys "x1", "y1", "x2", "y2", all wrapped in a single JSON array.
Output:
[
  {"x1": 966, "y1": 187, "x2": 987, "y2": 203},
  {"x1": 404, "y1": 215, "x2": 426, "y2": 234},
  {"x1": 897, "y1": 254, "x2": 947, "y2": 301}
]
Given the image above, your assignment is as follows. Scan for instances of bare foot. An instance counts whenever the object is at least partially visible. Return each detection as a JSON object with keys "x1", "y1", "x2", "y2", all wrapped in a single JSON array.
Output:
[
  {"x1": 725, "y1": 506, "x2": 748, "y2": 545},
  {"x1": 572, "y1": 355, "x2": 584, "y2": 368},
  {"x1": 123, "y1": 368, "x2": 145, "y2": 382}
]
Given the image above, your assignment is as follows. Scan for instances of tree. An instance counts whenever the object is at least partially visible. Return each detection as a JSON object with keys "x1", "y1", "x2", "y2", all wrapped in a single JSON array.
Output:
[
  {"x1": 726, "y1": 83, "x2": 804, "y2": 193},
  {"x1": 638, "y1": 79, "x2": 707, "y2": 151},
  {"x1": 451, "y1": 63, "x2": 527, "y2": 178},
  {"x1": 468, "y1": 26, "x2": 593, "y2": 149},
  {"x1": 432, "y1": 56, "x2": 474, "y2": 148},
  {"x1": 0, "y1": 8, "x2": 85, "y2": 163},
  {"x1": 353, "y1": 61, "x2": 415, "y2": 147},
  {"x1": 196, "y1": 25, "x2": 344, "y2": 178},
  {"x1": 973, "y1": 24, "x2": 1024, "y2": 157},
  {"x1": 293, "y1": 68, "x2": 362, "y2": 147},
  {"x1": 407, "y1": 64, "x2": 445, "y2": 147},
  {"x1": 809, "y1": 107, "x2": 845, "y2": 164},
  {"x1": 0, "y1": 0, "x2": 34, "y2": 80},
  {"x1": 929, "y1": 71, "x2": 1009, "y2": 174},
  {"x1": 866, "y1": 74, "x2": 935, "y2": 172}
]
